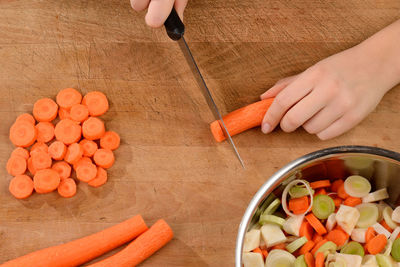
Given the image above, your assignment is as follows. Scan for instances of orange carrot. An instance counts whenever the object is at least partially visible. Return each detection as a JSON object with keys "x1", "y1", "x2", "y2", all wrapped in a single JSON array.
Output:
[
  {"x1": 56, "y1": 88, "x2": 82, "y2": 109},
  {"x1": 64, "y1": 143, "x2": 83, "y2": 164},
  {"x1": 300, "y1": 221, "x2": 314, "y2": 241},
  {"x1": 311, "y1": 239, "x2": 327, "y2": 256},
  {"x1": 305, "y1": 252, "x2": 315, "y2": 267},
  {"x1": 315, "y1": 252, "x2": 324, "y2": 267},
  {"x1": 27, "y1": 157, "x2": 36, "y2": 175},
  {"x1": 59, "y1": 108, "x2": 71, "y2": 120},
  {"x1": 306, "y1": 214, "x2": 327, "y2": 235},
  {"x1": 331, "y1": 179, "x2": 344, "y2": 192},
  {"x1": 9, "y1": 175, "x2": 34, "y2": 199},
  {"x1": 33, "y1": 98, "x2": 58, "y2": 122},
  {"x1": 326, "y1": 229, "x2": 348, "y2": 246},
  {"x1": 299, "y1": 240, "x2": 315, "y2": 255},
  {"x1": 82, "y1": 91, "x2": 109, "y2": 117},
  {"x1": 100, "y1": 131, "x2": 120, "y2": 151},
  {"x1": 52, "y1": 161, "x2": 72, "y2": 180},
  {"x1": 79, "y1": 139, "x2": 98, "y2": 157},
  {"x1": 82, "y1": 117, "x2": 105, "y2": 140},
  {"x1": 31, "y1": 151, "x2": 52, "y2": 171},
  {"x1": 88, "y1": 167, "x2": 107, "y2": 188},
  {"x1": 54, "y1": 119, "x2": 82, "y2": 145},
  {"x1": 57, "y1": 178, "x2": 77, "y2": 198},
  {"x1": 16, "y1": 113, "x2": 35, "y2": 125},
  {"x1": 210, "y1": 98, "x2": 274, "y2": 142},
  {"x1": 33, "y1": 169, "x2": 60, "y2": 193},
  {"x1": 252, "y1": 247, "x2": 262, "y2": 256},
  {"x1": 70, "y1": 104, "x2": 89, "y2": 123},
  {"x1": 88, "y1": 219, "x2": 173, "y2": 267},
  {"x1": 261, "y1": 249, "x2": 268, "y2": 259},
  {"x1": 270, "y1": 243, "x2": 286, "y2": 250},
  {"x1": 76, "y1": 162, "x2": 98, "y2": 182},
  {"x1": 310, "y1": 180, "x2": 331, "y2": 189},
  {"x1": 73, "y1": 157, "x2": 92, "y2": 170},
  {"x1": 30, "y1": 142, "x2": 49, "y2": 156},
  {"x1": 337, "y1": 183, "x2": 349, "y2": 199},
  {"x1": 289, "y1": 196, "x2": 309, "y2": 214},
  {"x1": 333, "y1": 197, "x2": 342, "y2": 207},
  {"x1": 6, "y1": 156, "x2": 27, "y2": 176},
  {"x1": 314, "y1": 188, "x2": 327, "y2": 195},
  {"x1": 366, "y1": 234, "x2": 387, "y2": 255},
  {"x1": 380, "y1": 220, "x2": 393, "y2": 233},
  {"x1": 1, "y1": 215, "x2": 148, "y2": 267},
  {"x1": 9, "y1": 121, "x2": 37, "y2": 147},
  {"x1": 312, "y1": 234, "x2": 323, "y2": 244},
  {"x1": 48, "y1": 141, "x2": 67, "y2": 160},
  {"x1": 343, "y1": 196, "x2": 362, "y2": 207},
  {"x1": 11, "y1": 147, "x2": 30, "y2": 160},
  {"x1": 365, "y1": 227, "x2": 376, "y2": 243},
  {"x1": 93, "y1": 149, "x2": 115, "y2": 169},
  {"x1": 35, "y1": 122, "x2": 55, "y2": 143}
]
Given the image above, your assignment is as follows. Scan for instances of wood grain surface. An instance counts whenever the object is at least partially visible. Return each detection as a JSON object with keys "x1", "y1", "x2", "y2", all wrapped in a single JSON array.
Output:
[{"x1": 1, "y1": 0, "x2": 400, "y2": 266}]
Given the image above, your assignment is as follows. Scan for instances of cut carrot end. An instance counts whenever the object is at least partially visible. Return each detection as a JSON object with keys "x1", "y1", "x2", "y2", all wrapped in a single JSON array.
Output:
[
  {"x1": 9, "y1": 175, "x2": 34, "y2": 199},
  {"x1": 33, "y1": 98, "x2": 58, "y2": 122},
  {"x1": 210, "y1": 120, "x2": 225, "y2": 142},
  {"x1": 7, "y1": 155, "x2": 27, "y2": 176},
  {"x1": 56, "y1": 88, "x2": 82, "y2": 109},
  {"x1": 9, "y1": 121, "x2": 37, "y2": 147}
]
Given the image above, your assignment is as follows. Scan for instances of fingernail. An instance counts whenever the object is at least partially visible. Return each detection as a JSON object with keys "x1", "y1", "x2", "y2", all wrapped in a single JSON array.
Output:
[{"x1": 262, "y1": 123, "x2": 271, "y2": 134}]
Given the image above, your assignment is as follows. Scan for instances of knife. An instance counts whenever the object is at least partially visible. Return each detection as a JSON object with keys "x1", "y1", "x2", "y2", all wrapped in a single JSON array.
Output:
[{"x1": 164, "y1": 8, "x2": 245, "y2": 168}]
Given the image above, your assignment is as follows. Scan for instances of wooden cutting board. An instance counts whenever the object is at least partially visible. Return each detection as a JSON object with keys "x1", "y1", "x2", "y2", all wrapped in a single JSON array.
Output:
[{"x1": 0, "y1": 0, "x2": 399, "y2": 265}]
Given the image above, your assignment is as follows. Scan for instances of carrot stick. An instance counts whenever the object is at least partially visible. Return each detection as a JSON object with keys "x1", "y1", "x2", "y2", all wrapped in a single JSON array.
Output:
[
  {"x1": 93, "y1": 149, "x2": 115, "y2": 169},
  {"x1": 100, "y1": 131, "x2": 120, "y2": 151},
  {"x1": 52, "y1": 161, "x2": 72, "y2": 180},
  {"x1": 30, "y1": 142, "x2": 49, "y2": 156},
  {"x1": 35, "y1": 122, "x2": 55, "y2": 143},
  {"x1": 315, "y1": 252, "x2": 324, "y2": 267},
  {"x1": 305, "y1": 252, "x2": 315, "y2": 267},
  {"x1": 210, "y1": 98, "x2": 274, "y2": 142},
  {"x1": 31, "y1": 151, "x2": 52, "y2": 171},
  {"x1": 16, "y1": 113, "x2": 35, "y2": 125},
  {"x1": 299, "y1": 240, "x2": 315, "y2": 255},
  {"x1": 54, "y1": 119, "x2": 82, "y2": 145},
  {"x1": 69, "y1": 104, "x2": 89, "y2": 123},
  {"x1": 56, "y1": 88, "x2": 82, "y2": 110},
  {"x1": 337, "y1": 183, "x2": 349, "y2": 199},
  {"x1": 326, "y1": 229, "x2": 348, "y2": 246},
  {"x1": 64, "y1": 143, "x2": 83, "y2": 164},
  {"x1": 310, "y1": 180, "x2": 331, "y2": 189},
  {"x1": 252, "y1": 247, "x2": 263, "y2": 257},
  {"x1": 312, "y1": 234, "x2": 323, "y2": 244},
  {"x1": 82, "y1": 91, "x2": 109, "y2": 117},
  {"x1": 76, "y1": 162, "x2": 98, "y2": 182},
  {"x1": 33, "y1": 98, "x2": 58, "y2": 122},
  {"x1": 88, "y1": 167, "x2": 108, "y2": 188},
  {"x1": 9, "y1": 121, "x2": 37, "y2": 147},
  {"x1": 289, "y1": 196, "x2": 309, "y2": 214},
  {"x1": 380, "y1": 220, "x2": 393, "y2": 233},
  {"x1": 343, "y1": 196, "x2": 362, "y2": 207},
  {"x1": 306, "y1": 214, "x2": 327, "y2": 235},
  {"x1": 88, "y1": 219, "x2": 173, "y2": 267},
  {"x1": 311, "y1": 239, "x2": 327, "y2": 256},
  {"x1": 9, "y1": 175, "x2": 34, "y2": 199},
  {"x1": 1, "y1": 215, "x2": 148, "y2": 267},
  {"x1": 330, "y1": 179, "x2": 344, "y2": 192},
  {"x1": 314, "y1": 188, "x2": 327, "y2": 196},
  {"x1": 48, "y1": 141, "x2": 67, "y2": 160},
  {"x1": 57, "y1": 178, "x2": 77, "y2": 198},
  {"x1": 79, "y1": 139, "x2": 98, "y2": 157},
  {"x1": 82, "y1": 117, "x2": 105, "y2": 141},
  {"x1": 300, "y1": 221, "x2": 314, "y2": 241},
  {"x1": 366, "y1": 234, "x2": 387, "y2": 255},
  {"x1": 365, "y1": 227, "x2": 376, "y2": 243},
  {"x1": 11, "y1": 147, "x2": 30, "y2": 160},
  {"x1": 6, "y1": 156, "x2": 27, "y2": 176},
  {"x1": 33, "y1": 169, "x2": 60, "y2": 193}
]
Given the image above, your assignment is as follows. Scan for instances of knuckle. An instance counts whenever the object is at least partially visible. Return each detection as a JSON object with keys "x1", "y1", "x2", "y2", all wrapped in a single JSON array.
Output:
[
  {"x1": 281, "y1": 114, "x2": 300, "y2": 132},
  {"x1": 274, "y1": 95, "x2": 290, "y2": 110},
  {"x1": 303, "y1": 123, "x2": 318, "y2": 134}
]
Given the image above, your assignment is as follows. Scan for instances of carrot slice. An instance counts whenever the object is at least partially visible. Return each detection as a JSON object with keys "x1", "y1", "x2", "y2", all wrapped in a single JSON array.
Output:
[
  {"x1": 270, "y1": 243, "x2": 286, "y2": 250},
  {"x1": 6, "y1": 156, "x2": 27, "y2": 176},
  {"x1": 27, "y1": 157, "x2": 36, "y2": 175},
  {"x1": 82, "y1": 117, "x2": 105, "y2": 140},
  {"x1": 54, "y1": 119, "x2": 82, "y2": 145},
  {"x1": 311, "y1": 239, "x2": 328, "y2": 256},
  {"x1": 326, "y1": 229, "x2": 348, "y2": 246},
  {"x1": 82, "y1": 91, "x2": 109, "y2": 116},
  {"x1": 52, "y1": 161, "x2": 72, "y2": 180},
  {"x1": 333, "y1": 197, "x2": 342, "y2": 207},
  {"x1": 252, "y1": 247, "x2": 262, "y2": 256},
  {"x1": 31, "y1": 151, "x2": 52, "y2": 171},
  {"x1": 93, "y1": 149, "x2": 115, "y2": 169},
  {"x1": 306, "y1": 213, "x2": 327, "y2": 235},
  {"x1": 73, "y1": 157, "x2": 92, "y2": 170},
  {"x1": 76, "y1": 162, "x2": 98, "y2": 182},
  {"x1": 59, "y1": 108, "x2": 71, "y2": 120},
  {"x1": 56, "y1": 88, "x2": 82, "y2": 109},
  {"x1": 16, "y1": 113, "x2": 35, "y2": 125},
  {"x1": 310, "y1": 180, "x2": 331, "y2": 189},
  {"x1": 312, "y1": 234, "x2": 323, "y2": 244},
  {"x1": 30, "y1": 142, "x2": 49, "y2": 156},
  {"x1": 69, "y1": 104, "x2": 89, "y2": 122},
  {"x1": 57, "y1": 178, "x2": 77, "y2": 198},
  {"x1": 331, "y1": 179, "x2": 344, "y2": 192},
  {"x1": 289, "y1": 196, "x2": 309, "y2": 214},
  {"x1": 343, "y1": 196, "x2": 362, "y2": 207},
  {"x1": 300, "y1": 221, "x2": 314, "y2": 241},
  {"x1": 35, "y1": 122, "x2": 55, "y2": 143},
  {"x1": 315, "y1": 252, "x2": 324, "y2": 267},
  {"x1": 100, "y1": 131, "x2": 120, "y2": 150},
  {"x1": 380, "y1": 220, "x2": 393, "y2": 233},
  {"x1": 64, "y1": 143, "x2": 83, "y2": 164},
  {"x1": 9, "y1": 175, "x2": 34, "y2": 199},
  {"x1": 11, "y1": 147, "x2": 30, "y2": 160},
  {"x1": 261, "y1": 249, "x2": 268, "y2": 259},
  {"x1": 88, "y1": 167, "x2": 108, "y2": 188},
  {"x1": 314, "y1": 188, "x2": 327, "y2": 195},
  {"x1": 9, "y1": 121, "x2": 37, "y2": 147},
  {"x1": 305, "y1": 252, "x2": 315, "y2": 267},
  {"x1": 79, "y1": 139, "x2": 98, "y2": 157},
  {"x1": 337, "y1": 183, "x2": 349, "y2": 199},
  {"x1": 48, "y1": 141, "x2": 67, "y2": 160},
  {"x1": 33, "y1": 98, "x2": 58, "y2": 122},
  {"x1": 33, "y1": 169, "x2": 60, "y2": 193},
  {"x1": 366, "y1": 234, "x2": 387, "y2": 255},
  {"x1": 299, "y1": 240, "x2": 315, "y2": 255},
  {"x1": 366, "y1": 227, "x2": 376, "y2": 243}
]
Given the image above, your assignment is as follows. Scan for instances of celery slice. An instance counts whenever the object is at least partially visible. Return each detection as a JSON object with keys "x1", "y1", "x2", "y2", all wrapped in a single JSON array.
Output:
[
  {"x1": 340, "y1": 241, "x2": 364, "y2": 257},
  {"x1": 383, "y1": 207, "x2": 399, "y2": 230},
  {"x1": 312, "y1": 194, "x2": 335, "y2": 219},
  {"x1": 286, "y1": 236, "x2": 308, "y2": 253},
  {"x1": 391, "y1": 238, "x2": 400, "y2": 262},
  {"x1": 344, "y1": 175, "x2": 371, "y2": 198},
  {"x1": 356, "y1": 203, "x2": 379, "y2": 228},
  {"x1": 254, "y1": 193, "x2": 276, "y2": 219},
  {"x1": 265, "y1": 249, "x2": 296, "y2": 267},
  {"x1": 289, "y1": 184, "x2": 315, "y2": 198},
  {"x1": 259, "y1": 214, "x2": 285, "y2": 227},
  {"x1": 294, "y1": 255, "x2": 307, "y2": 267},
  {"x1": 375, "y1": 254, "x2": 393, "y2": 267},
  {"x1": 315, "y1": 241, "x2": 337, "y2": 257},
  {"x1": 263, "y1": 198, "x2": 281, "y2": 216}
]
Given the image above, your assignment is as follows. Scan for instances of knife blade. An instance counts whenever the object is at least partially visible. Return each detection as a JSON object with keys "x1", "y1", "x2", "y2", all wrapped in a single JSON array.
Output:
[{"x1": 164, "y1": 8, "x2": 245, "y2": 168}]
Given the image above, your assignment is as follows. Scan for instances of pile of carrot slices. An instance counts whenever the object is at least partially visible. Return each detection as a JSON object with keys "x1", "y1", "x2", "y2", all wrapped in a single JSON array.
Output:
[{"x1": 7, "y1": 88, "x2": 120, "y2": 199}]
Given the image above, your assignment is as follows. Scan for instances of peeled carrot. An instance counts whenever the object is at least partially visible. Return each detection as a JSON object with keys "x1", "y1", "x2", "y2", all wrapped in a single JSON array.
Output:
[
  {"x1": 31, "y1": 151, "x2": 52, "y2": 171},
  {"x1": 88, "y1": 219, "x2": 173, "y2": 267},
  {"x1": 289, "y1": 196, "x2": 309, "y2": 214},
  {"x1": 82, "y1": 117, "x2": 105, "y2": 141},
  {"x1": 326, "y1": 229, "x2": 348, "y2": 246},
  {"x1": 9, "y1": 121, "x2": 37, "y2": 147},
  {"x1": 88, "y1": 167, "x2": 107, "y2": 188},
  {"x1": 11, "y1": 147, "x2": 30, "y2": 160},
  {"x1": 315, "y1": 252, "x2": 324, "y2": 267},
  {"x1": 337, "y1": 183, "x2": 349, "y2": 199},
  {"x1": 310, "y1": 180, "x2": 331, "y2": 189},
  {"x1": 6, "y1": 156, "x2": 27, "y2": 176},
  {"x1": 57, "y1": 178, "x2": 77, "y2": 198},
  {"x1": 93, "y1": 149, "x2": 115, "y2": 169},
  {"x1": 300, "y1": 221, "x2": 314, "y2": 241},
  {"x1": 306, "y1": 214, "x2": 327, "y2": 235},
  {"x1": 48, "y1": 141, "x2": 67, "y2": 160},
  {"x1": 73, "y1": 157, "x2": 92, "y2": 170},
  {"x1": 82, "y1": 91, "x2": 109, "y2": 117},
  {"x1": 70, "y1": 104, "x2": 89, "y2": 122},
  {"x1": 1, "y1": 215, "x2": 148, "y2": 267},
  {"x1": 79, "y1": 139, "x2": 98, "y2": 157},
  {"x1": 30, "y1": 142, "x2": 49, "y2": 156},
  {"x1": 9, "y1": 175, "x2": 34, "y2": 199},
  {"x1": 210, "y1": 98, "x2": 274, "y2": 142},
  {"x1": 33, "y1": 98, "x2": 58, "y2": 122},
  {"x1": 270, "y1": 243, "x2": 286, "y2": 250},
  {"x1": 59, "y1": 108, "x2": 71, "y2": 120},
  {"x1": 64, "y1": 143, "x2": 83, "y2": 164},
  {"x1": 35, "y1": 122, "x2": 55, "y2": 143},
  {"x1": 56, "y1": 88, "x2": 82, "y2": 109},
  {"x1": 366, "y1": 234, "x2": 387, "y2": 255},
  {"x1": 33, "y1": 169, "x2": 60, "y2": 193},
  {"x1": 311, "y1": 239, "x2": 327, "y2": 256},
  {"x1": 55, "y1": 119, "x2": 82, "y2": 145},
  {"x1": 261, "y1": 249, "x2": 268, "y2": 259},
  {"x1": 252, "y1": 247, "x2": 263, "y2": 257},
  {"x1": 343, "y1": 196, "x2": 362, "y2": 207},
  {"x1": 333, "y1": 197, "x2": 342, "y2": 207},
  {"x1": 365, "y1": 227, "x2": 376, "y2": 243},
  {"x1": 304, "y1": 252, "x2": 315, "y2": 267},
  {"x1": 16, "y1": 113, "x2": 35, "y2": 125},
  {"x1": 312, "y1": 234, "x2": 323, "y2": 244},
  {"x1": 27, "y1": 157, "x2": 36, "y2": 175},
  {"x1": 380, "y1": 220, "x2": 393, "y2": 233},
  {"x1": 52, "y1": 161, "x2": 72, "y2": 180},
  {"x1": 299, "y1": 240, "x2": 315, "y2": 255},
  {"x1": 330, "y1": 179, "x2": 344, "y2": 192},
  {"x1": 314, "y1": 188, "x2": 327, "y2": 196},
  {"x1": 76, "y1": 162, "x2": 98, "y2": 182},
  {"x1": 100, "y1": 131, "x2": 120, "y2": 151}
]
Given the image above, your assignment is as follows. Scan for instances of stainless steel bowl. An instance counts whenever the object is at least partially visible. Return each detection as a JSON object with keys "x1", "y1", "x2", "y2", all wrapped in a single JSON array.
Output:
[{"x1": 235, "y1": 146, "x2": 400, "y2": 266}]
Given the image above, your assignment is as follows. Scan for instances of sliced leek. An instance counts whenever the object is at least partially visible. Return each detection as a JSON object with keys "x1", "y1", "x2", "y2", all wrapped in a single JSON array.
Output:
[
  {"x1": 391, "y1": 238, "x2": 400, "y2": 262},
  {"x1": 286, "y1": 236, "x2": 308, "y2": 253},
  {"x1": 294, "y1": 255, "x2": 307, "y2": 267},
  {"x1": 383, "y1": 207, "x2": 399, "y2": 230},
  {"x1": 362, "y1": 188, "x2": 389, "y2": 203},
  {"x1": 265, "y1": 249, "x2": 296, "y2": 267},
  {"x1": 289, "y1": 183, "x2": 314, "y2": 198},
  {"x1": 315, "y1": 241, "x2": 337, "y2": 257},
  {"x1": 312, "y1": 194, "x2": 335, "y2": 219},
  {"x1": 375, "y1": 254, "x2": 393, "y2": 267},
  {"x1": 340, "y1": 241, "x2": 364, "y2": 257},
  {"x1": 262, "y1": 198, "x2": 281, "y2": 216},
  {"x1": 372, "y1": 223, "x2": 391, "y2": 239},
  {"x1": 344, "y1": 175, "x2": 371, "y2": 198},
  {"x1": 392, "y1": 207, "x2": 400, "y2": 223},
  {"x1": 259, "y1": 214, "x2": 285, "y2": 227},
  {"x1": 356, "y1": 203, "x2": 379, "y2": 228},
  {"x1": 390, "y1": 227, "x2": 400, "y2": 242},
  {"x1": 282, "y1": 179, "x2": 314, "y2": 217}
]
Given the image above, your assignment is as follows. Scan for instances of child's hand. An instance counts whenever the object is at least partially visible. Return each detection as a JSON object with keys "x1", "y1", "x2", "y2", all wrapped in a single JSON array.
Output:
[
  {"x1": 130, "y1": 0, "x2": 188, "y2": 28},
  {"x1": 261, "y1": 19, "x2": 400, "y2": 140}
]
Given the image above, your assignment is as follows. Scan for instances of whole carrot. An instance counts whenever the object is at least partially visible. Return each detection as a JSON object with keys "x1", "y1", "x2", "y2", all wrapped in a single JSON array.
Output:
[
  {"x1": 210, "y1": 98, "x2": 274, "y2": 142},
  {"x1": 1, "y1": 215, "x2": 148, "y2": 267}
]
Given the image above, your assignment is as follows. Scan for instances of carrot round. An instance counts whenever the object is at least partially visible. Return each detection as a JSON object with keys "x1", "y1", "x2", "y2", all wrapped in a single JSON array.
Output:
[
  {"x1": 299, "y1": 240, "x2": 315, "y2": 255},
  {"x1": 31, "y1": 151, "x2": 52, "y2": 171},
  {"x1": 27, "y1": 157, "x2": 36, "y2": 175},
  {"x1": 100, "y1": 131, "x2": 120, "y2": 150},
  {"x1": 210, "y1": 98, "x2": 274, "y2": 142},
  {"x1": 54, "y1": 119, "x2": 82, "y2": 145},
  {"x1": 9, "y1": 175, "x2": 34, "y2": 199},
  {"x1": 343, "y1": 196, "x2": 362, "y2": 207},
  {"x1": 88, "y1": 167, "x2": 107, "y2": 188},
  {"x1": 48, "y1": 141, "x2": 67, "y2": 160},
  {"x1": 88, "y1": 219, "x2": 173, "y2": 267},
  {"x1": 365, "y1": 227, "x2": 376, "y2": 243},
  {"x1": 331, "y1": 179, "x2": 344, "y2": 192},
  {"x1": 33, "y1": 169, "x2": 60, "y2": 193},
  {"x1": 337, "y1": 183, "x2": 349, "y2": 199},
  {"x1": 56, "y1": 88, "x2": 82, "y2": 109},
  {"x1": 64, "y1": 143, "x2": 83, "y2": 164},
  {"x1": 35, "y1": 122, "x2": 55, "y2": 143},
  {"x1": 300, "y1": 221, "x2": 314, "y2": 241},
  {"x1": 314, "y1": 188, "x2": 327, "y2": 195},
  {"x1": 93, "y1": 149, "x2": 115, "y2": 169},
  {"x1": 315, "y1": 252, "x2": 324, "y2": 267},
  {"x1": 79, "y1": 139, "x2": 98, "y2": 157},
  {"x1": 304, "y1": 252, "x2": 315, "y2": 267},
  {"x1": 82, "y1": 91, "x2": 109, "y2": 116},
  {"x1": 6, "y1": 156, "x2": 27, "y2": 176},
  {"x1": 310, "y1": 180, "x2": 331, "y2": 189},
  {"x1": 9, "y1": 121, "x2": 37, "y2": 147},
  {"x1": 82, "y1": 117, "x2": 105, "y2": 140},
  {"x1": 70, "y1": 104, "x2": 89, "y2": 122},
  {"x1": 16, "y1": 113, "x2": 35, "y2": 125},
  {"x1": 57, "y1": 178, "x2": 77, "y2": 198},
  {"x1": 33, "y1": 98, "x2": 58, "y2": 122},
  {"x1": 52, "y1": 161, "x2": 72, "y2": 180},
  {"x1": 305, "y1": 213, "x2": 327, "y2": 235},
  {"x1": 11, "y1": 147, "x2": 30, "y2": 160},
  {"x1": 326, "y1": 229, "x2": 348, "y2": 246},
  {"x1": 289, "y1": 196, "x2": 309, "y2": 214},
  {"x1": 76, "y1": 162, "x2": 98, "y2": 182},
  {"x1": 332, "y1": 197, "x2": 342, "y2": 207},
  {"x1": 73, "y1": 156, "x2": 92, "y2": 170},
  {"x1": 1, "y1": 215, "x2": 148, "y2": 267},
  {"x1": 30, "y1": 142, "x2": 49, "y2": 156},
  {"x1": 366, "y1": 234, "x2": 387, "y2": 255},
  {"x1": 59, "y1": 108, "x2": 71, "y2": 120}
]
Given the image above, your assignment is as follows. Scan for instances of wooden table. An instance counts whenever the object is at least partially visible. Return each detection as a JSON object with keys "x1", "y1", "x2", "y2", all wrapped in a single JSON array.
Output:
[{"x1": 1, "y1": 0, "x2": 399, "y2": 265}]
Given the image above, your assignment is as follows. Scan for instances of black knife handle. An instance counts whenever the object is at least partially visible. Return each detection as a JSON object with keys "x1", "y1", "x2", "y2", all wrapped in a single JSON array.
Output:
[{"x1": 164, "y1": 8, "x2": 185, "y2": 41}]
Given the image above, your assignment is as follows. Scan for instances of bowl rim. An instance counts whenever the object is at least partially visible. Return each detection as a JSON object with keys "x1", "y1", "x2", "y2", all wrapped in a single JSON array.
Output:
[{"x1": 235, "y1": 145, "x2": 400, "y2": 266}]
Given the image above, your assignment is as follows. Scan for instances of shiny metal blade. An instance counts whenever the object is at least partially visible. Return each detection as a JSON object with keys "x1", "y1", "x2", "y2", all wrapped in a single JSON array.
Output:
[{"x1": 178, "y1": 36, "x2": 245, "y2": 168}]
